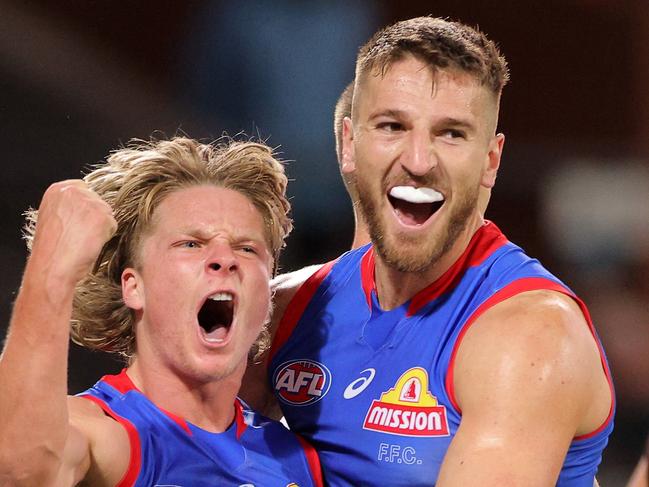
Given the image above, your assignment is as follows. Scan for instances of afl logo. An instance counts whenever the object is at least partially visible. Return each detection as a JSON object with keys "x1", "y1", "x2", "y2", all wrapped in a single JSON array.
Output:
[{"x1": 273, "y1": 359, "x2": 331, "y2": 406}]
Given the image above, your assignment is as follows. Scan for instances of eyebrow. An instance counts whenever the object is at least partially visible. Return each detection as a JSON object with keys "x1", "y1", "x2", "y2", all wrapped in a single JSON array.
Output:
[
  {"x1": 175, "y1": 226, "x2": 265, "y2": 243},
  {"x1": 368, "y1": 109, "x2": 409, "y2": 121},
  {"x1": 436, "y1": 117, "x2": 476, "y2": 131},
  {"x1": 368, "y1": 110, "x2": 477, "y2": 132}
]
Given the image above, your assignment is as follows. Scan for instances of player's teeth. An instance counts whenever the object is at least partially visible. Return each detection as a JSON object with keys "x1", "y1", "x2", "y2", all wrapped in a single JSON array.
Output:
[
  {"x1": 389, "y1": 186, "x2": 443, "y2": 204},
  {"x1": 204, "y1": 337, "x2": 225, "y2": 343},
  {"x1": 208, "y1": 292, "x2": 233, "y2": 301}
]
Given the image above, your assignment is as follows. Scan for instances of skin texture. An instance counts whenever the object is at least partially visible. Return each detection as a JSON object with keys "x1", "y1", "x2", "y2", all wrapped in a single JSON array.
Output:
[
  {"x1": 438, "y1": 291, "x2": 610, "y2": 486},
  {"x1": 241, "y1": 56, "x2": 612, "y2": 486},
  {"x1": 343, "y1": 57, "x2": 502, "y2": 308},
  {"x1": 123, "y1": 186, "x2": 273, "y2": 430},
  {"x1": 626, "y1": 446, "x2": 648, "y2": 487},
  {"x1": 0, "y1": 182, "x2": 273, "y2": 486}
]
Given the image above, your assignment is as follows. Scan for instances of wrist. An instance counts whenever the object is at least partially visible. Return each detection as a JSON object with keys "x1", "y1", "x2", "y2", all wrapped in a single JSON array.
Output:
[{"x1": 19, "y1": 260, "x2": 78, "y2": 312}]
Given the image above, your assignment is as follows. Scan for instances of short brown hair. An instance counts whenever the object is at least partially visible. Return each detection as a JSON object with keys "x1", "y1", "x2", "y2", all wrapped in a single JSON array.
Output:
[
  {"x1": 333, "y1": 81, "x2": 359, "y2": 204},
  {"x1": 356, "y1": 16, "x2": 509, "y2": 96},
  {"x1": 334, "y1": 81, "x2": 354, "y2": 163},
  {"x1": 24, "y1": 137, "x2": 292, "y2": 358}
]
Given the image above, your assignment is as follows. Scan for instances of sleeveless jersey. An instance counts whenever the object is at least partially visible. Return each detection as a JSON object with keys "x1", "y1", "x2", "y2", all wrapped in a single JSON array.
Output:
[
  {"x1": 80, "y1": 370, "x2": 323, "y2": 487},
  {"x1": 268, "y1": 222, "x2": 614, "y2": 487}
]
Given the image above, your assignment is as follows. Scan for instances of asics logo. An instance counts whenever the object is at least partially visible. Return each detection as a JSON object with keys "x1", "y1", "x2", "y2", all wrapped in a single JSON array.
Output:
[{"x1": 343, "y1": 368, "x2": 376, "y2": 399}]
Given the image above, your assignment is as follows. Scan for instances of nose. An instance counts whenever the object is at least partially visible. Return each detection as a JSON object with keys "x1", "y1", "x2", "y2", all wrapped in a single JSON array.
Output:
[
  {"x1": 400, "y1": 130, "x2": 436, "y2": 177},
  {"x1": 206, "y1": 243, "x2": 238, "y2": 274}
]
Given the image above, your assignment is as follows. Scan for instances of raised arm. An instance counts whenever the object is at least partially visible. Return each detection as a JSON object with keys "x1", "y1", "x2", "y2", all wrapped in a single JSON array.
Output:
[
  {"x1": 0, "y1": 180, "x2": 118, "y2": 486},
  {"x1": 437, "y1": 290, "x2": 612, "y2": 486},
  {"x1": 240, "y1": 264, "x2": 323, "y2": 418}
]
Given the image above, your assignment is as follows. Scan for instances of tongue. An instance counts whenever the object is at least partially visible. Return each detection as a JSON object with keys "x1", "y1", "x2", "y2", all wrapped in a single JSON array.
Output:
[
  {"x1": 202, "y1": 325, "x2": 228, "y2": 343},
  {"x1": 393, "y1": 200, "x2": 433, "y2": 225}
]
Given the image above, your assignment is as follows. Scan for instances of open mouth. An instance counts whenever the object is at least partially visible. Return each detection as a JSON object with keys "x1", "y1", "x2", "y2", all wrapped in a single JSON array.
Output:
[
  {"x1": 388, "y1": 186, "x2": 444, "y2": 226},
  {"x1": 197, "y1": 292, "x2": 234, "y2": 343}
]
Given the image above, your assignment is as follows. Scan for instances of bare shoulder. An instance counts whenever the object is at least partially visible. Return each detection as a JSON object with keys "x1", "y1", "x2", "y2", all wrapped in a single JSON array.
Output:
[
  {"x1": 67, "y1": 396, "x2": 130, "y2": 486},
  {"x1": 470, "y1": 289, "x2": 599, "y2": 361},
  {"x1": 438, "y1": 290, "x2": 612, "y2": 484},
  {"x1": 473, "y1": 289, "x2": 593, "y2": 346},
  {"x1": 454, "y1": 289, "x2": 611, "y2": 435}
]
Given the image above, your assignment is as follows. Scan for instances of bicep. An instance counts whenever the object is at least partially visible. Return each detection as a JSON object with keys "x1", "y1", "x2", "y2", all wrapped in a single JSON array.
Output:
[
  {"x1": 438, "y1": 403, "x2": 572, "y2": 486},
  {"x1": 52, "y1": 423, "x2": 92, "y2": 486},
  {"x1": 438, "y1": 292, "x2": 603, "y2": 486},
  {"x1": 67, "y1": 397, "x2": 130, "y2": 486}
]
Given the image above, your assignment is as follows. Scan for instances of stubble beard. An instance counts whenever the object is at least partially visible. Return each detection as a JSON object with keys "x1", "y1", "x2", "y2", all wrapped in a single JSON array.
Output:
[{"x1": 354, "y1": 174, "x2": 479, "y2": 274}]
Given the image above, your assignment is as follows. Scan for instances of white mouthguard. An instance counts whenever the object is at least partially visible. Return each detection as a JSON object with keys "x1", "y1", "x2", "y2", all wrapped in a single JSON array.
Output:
[{"x1": 389, "y1": 186, "x2": 444, "y2": 204}]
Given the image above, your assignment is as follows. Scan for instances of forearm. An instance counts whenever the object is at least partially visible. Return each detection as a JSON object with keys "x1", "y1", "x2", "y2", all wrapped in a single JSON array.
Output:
[
  {"x1": 626, "y1": 454, "x2": 648, "y2": 487},
  {"x1": 0, "y1": 180, "x2": 117, "y2": 485},
  {"x1": 0, "y1": 268, "x2": 75, "y2": 482}
]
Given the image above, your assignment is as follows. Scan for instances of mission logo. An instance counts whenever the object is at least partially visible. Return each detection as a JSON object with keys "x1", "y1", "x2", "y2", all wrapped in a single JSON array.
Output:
[
  {"x1": 363, "y1": 367, "x2": 450, "y2": 437},
  {"x1": 274, "y1": 359, "x2": 331, "y2": 406}
]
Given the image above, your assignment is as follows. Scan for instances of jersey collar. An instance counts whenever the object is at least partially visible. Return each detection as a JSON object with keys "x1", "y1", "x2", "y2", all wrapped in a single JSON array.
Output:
[
  {"x1": 360, "y1": 221, "x2": 508, "y2": 316},
  {"x1": 102, "y1": 369, "x2": 248, "y2": 438}
]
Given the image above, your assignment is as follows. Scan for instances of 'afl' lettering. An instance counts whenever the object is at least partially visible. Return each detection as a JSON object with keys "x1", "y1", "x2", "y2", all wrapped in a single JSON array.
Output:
[{"x1": 273, "y1": 359, "x2": 332, "y2": 406}]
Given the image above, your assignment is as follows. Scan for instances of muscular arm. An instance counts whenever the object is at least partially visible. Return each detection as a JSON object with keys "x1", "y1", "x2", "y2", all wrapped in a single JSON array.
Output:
[
  {"x1": 437, "y1": 290, "x2": 612, "y2": 486},
  {"x1": 0, "y1": 181, "x2": 122, "y2": 486},
  {"x1": 627, "y1": 436, "x2": 649, "y2": 487},
  {"x1": 240, "y1": 265, "x2": 322, "y2": 418}
]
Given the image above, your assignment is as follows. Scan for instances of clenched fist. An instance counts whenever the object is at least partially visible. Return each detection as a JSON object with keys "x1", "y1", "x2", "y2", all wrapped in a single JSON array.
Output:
[{"x1": 28, "y1": 180, "x2": 117, "y2": 291}]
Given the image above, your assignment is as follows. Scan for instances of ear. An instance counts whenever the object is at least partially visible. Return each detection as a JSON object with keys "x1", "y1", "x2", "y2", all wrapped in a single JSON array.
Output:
[
  {"x1": 340, "y1": 117, "x2": 356, "y2": 175},
  {"x1": 122, "y1": 267, "x2": 144, "y2": 311},
  {"x1": 481, "y1": 133, "x2": 505, "y2": 189}
]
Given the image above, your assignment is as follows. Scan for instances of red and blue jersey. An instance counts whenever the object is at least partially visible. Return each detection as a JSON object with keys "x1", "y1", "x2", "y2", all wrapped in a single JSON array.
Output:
[
  {"x1": 79, "y1": 370, "x2": 322, "y2": 487},
  {"x1": 268, "y1": 222, "x2": 614, "y2": 486}
]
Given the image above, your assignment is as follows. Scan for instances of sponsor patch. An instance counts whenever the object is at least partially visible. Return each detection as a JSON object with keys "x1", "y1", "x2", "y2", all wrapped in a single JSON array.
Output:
[
  {"x1": 274, "y1": 359, "x2": 331, "y2": 406},
  {"x1": 363, "y1": 367, "x2": 449, "y2": 437}
]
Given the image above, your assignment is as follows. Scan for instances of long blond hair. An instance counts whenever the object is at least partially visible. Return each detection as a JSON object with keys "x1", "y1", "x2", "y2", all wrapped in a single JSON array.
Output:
[{"x1": 24, "y1": 136, "x2": 292, "y2": 359}]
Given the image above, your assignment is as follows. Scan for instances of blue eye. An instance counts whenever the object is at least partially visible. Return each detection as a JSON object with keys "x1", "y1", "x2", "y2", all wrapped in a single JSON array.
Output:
[
  {"x1": 378, "y1": 122, "x2": 403, "y2": 132},
  {"x1": 443, "y1": 129, "x2": 465, "y2": 139},
  {"x1": 181, "y1": 241, "x2": 201, "y2": 248}
]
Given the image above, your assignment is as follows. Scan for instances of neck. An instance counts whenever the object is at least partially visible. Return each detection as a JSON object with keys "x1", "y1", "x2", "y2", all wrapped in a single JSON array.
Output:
[
  {"x1": 351, "y1": 229, "x2": 371, "y2": 251},
  {"x1": 126, "y1": 359, "x2": 243, "y2": 433},
  {"x1": 374, "y1": 215, "x2": 485, "y2": 310},
  {"x1": 351, "y1": 210, "x2": 371, "y2": 250}
]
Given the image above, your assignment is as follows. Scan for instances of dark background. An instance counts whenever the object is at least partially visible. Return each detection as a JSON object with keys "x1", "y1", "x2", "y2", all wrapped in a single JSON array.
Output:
[{"x1": 1, "y1": 1, "x2": 648, "y2": 484}]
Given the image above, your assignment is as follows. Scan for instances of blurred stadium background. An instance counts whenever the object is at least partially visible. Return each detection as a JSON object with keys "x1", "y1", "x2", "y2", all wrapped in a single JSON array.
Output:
[{"x1": 0, "y1": 1, "x2": 647, "y2": 484}]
